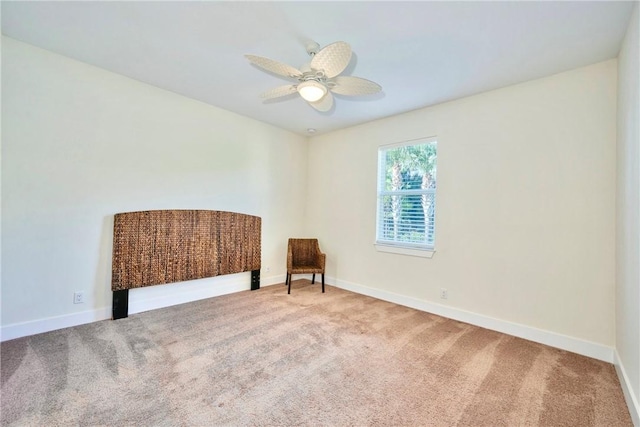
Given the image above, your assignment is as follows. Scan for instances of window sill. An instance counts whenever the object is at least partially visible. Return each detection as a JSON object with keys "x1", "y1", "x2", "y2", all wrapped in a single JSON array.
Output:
[{"x1": 374, "y1": 244, "x2": 435, "y2": 258}]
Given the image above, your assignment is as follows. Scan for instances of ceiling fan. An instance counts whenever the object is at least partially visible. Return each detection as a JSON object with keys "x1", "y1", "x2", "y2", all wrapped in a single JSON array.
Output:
[{"x1": 245, "y1": 41, "x2": 382, "y2": 112}]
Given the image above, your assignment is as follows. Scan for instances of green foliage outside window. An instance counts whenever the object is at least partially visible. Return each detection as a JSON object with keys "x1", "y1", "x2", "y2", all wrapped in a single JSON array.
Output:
[{"x1": 377, "y1": 140, "x2": 437, "y2": 248}]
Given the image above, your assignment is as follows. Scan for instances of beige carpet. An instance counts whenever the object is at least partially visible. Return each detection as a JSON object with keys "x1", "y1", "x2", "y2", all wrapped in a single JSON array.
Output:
[{"x1": 1, "y1": 280, "x2": 632, "y2": 426}]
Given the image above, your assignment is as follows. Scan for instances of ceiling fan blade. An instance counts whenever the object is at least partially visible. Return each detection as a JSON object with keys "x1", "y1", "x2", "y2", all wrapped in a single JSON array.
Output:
[
  {"x1": 330, "y1": 76, "x2": 382, "y2": 96},
  {"x1": 308, "y1": 91, "x2": 334, "y2": 112},
  {"x1": 245, "y1": 55, "x2": 302, "y2": 78},
  {"x1": 260, "y1": 85, "x2": 297, "y2": 99},
  {"x1": 310, "y1": 41, "x2": 352, "y2": 78}
]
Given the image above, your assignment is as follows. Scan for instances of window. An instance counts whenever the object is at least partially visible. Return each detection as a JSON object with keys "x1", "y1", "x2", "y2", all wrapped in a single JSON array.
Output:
[{"x1": 376, "y1": 138, "x2": 437, "y2": 254}]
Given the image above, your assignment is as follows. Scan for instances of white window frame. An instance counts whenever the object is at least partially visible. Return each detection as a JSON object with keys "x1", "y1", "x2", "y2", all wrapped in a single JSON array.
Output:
[{"x1": 375, "y1": 137, "x2": 437, "y2": 258}]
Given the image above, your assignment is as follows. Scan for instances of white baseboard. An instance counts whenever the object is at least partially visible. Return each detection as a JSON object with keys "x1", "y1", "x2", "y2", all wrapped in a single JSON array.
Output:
[
  {"x1": 0, "y1": 273, "x2": 285, "y2": 342},
  {"x1": 0, "y1": 307, "x2": 113, "y2": 342},
  {"x1": 128, "y1": 273, "x2": 284, "y2": 315},
  {"x1": 614, "y1": 350, "x2": 640, "y2": 426},
  {"x1": 329, "y1": 276, "x2": 615, "y2": 363}
]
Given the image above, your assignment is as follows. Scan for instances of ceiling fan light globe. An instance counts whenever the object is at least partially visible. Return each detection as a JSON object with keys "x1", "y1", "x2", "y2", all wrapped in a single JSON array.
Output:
[{"x1": 297, "y1": 80, "x2": 327, "y2": 102}]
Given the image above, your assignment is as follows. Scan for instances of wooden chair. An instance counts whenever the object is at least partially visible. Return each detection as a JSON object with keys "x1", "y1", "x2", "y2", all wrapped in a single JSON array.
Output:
[{"x1": 286, "y1": 238, "x2": 326, "y2": 294}]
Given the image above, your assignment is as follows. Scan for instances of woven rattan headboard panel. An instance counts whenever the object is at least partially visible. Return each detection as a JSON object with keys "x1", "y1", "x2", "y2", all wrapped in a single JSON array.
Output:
[{"x1": 111, "y1": 210, "x2": 261, "y2": 319}]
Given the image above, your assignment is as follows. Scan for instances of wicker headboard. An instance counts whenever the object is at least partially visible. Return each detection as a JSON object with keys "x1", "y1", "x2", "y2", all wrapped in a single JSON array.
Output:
[{"x1": 111, "y1": 210, "x2": 261, "y2": 319}]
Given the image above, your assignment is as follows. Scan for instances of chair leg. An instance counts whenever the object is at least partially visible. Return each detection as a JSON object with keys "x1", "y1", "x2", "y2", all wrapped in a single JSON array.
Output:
[
  {"x1": 322, "y1": 273, "x2": 325, "y2": 293},
  {"x1": 285, "y1": 273, "x2": 289, "y2": 287},
  {"x1": 288, "y1": 274, "x2": 292, "y2": 294},
  {"x1": 312, "y1": 273, "x2": 315, "y2": 284}
]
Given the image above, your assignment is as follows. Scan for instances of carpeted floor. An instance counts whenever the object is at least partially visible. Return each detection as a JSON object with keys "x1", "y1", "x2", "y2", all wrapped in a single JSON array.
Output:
[{"x1": 1, "y1": 280, "x2": 632, "y2": 426}]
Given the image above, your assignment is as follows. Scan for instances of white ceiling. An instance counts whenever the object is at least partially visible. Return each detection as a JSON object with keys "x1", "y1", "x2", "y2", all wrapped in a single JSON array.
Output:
[{"x1": 1, "y1": 1, "x2": 634, "y2": 136}]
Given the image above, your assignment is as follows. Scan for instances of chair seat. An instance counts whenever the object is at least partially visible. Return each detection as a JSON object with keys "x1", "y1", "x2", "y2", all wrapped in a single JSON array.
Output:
[{"x1": 289, "y1": 265, "x2": 323, "y2": 274}]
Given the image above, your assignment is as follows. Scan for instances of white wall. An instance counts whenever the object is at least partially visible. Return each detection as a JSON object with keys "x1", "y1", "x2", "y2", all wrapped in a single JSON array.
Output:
[
  {"x1": 1, "y1": 37, "x2": 308, "y2": 336},
  {"x1": 616, "y1": 4, "x2": 640, "y2": 423},
  {"x1": 307, "y1": 60, "x2": 618, "y2": 353}
]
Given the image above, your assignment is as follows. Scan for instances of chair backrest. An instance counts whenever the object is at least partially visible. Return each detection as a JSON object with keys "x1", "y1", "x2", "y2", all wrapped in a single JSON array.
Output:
[{"x1": 289, "y1": 238, "x2": 319, "y2": 266}]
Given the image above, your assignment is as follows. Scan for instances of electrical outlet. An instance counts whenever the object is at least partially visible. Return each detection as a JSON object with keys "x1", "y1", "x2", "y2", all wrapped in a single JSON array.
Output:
[
  {"x1": 73, "y1": 292, "x2": 84, "y2": 304},
  {"x1": 265, "y1": 266, "x2": 271, "y2": 273},
  {"x1": 440, "y1": 288, "x2": 448, "y2": 300}
]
